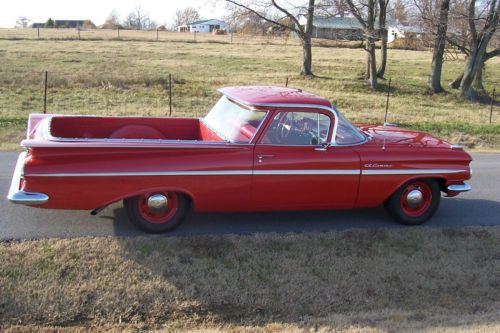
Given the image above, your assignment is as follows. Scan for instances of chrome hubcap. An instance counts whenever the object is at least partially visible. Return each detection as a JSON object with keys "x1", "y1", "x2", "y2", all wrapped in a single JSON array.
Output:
[
  {"x1": 147, "y1": 194, "x2": 168, "y2": 213},
  {"x1": 406, "y1": 189, "x2": 423, "y2": 207}
]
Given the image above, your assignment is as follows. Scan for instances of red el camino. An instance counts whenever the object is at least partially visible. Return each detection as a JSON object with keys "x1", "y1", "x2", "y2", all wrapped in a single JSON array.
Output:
[{"x1": 8, "y1": 86, "x2": 472, "y2": 233}]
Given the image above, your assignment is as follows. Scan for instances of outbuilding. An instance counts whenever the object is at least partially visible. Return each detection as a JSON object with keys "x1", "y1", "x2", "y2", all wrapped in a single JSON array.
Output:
[{"x1": 177, "y1": 19, "x2": 227, "y2": 33}]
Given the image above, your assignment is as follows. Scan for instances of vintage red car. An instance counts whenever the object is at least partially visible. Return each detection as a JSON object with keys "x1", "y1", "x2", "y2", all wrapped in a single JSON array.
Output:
[{"x1": 8, "y1": 86, "x2": 472, "y2": 233}]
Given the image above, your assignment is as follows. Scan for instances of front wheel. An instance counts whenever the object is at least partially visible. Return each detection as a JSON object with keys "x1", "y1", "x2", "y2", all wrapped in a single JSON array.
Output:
[
  {"x1": 124, "y1": 192, "x2": 189, "y2": 233},
  {"x1": 384, "y1": 179, "x2": 441, "y2": 225}
]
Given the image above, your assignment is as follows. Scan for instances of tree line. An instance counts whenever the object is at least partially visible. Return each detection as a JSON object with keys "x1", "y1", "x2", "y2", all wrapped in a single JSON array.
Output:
[{"x1": 226, "y1": 0, "x2": 498, "y2": 102}]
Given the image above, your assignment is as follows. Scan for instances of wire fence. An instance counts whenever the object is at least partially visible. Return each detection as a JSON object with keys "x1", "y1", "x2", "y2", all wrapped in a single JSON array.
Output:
[
  {"x1": 0, "y1": 28, "x2": 298, "y2": 45},
  {"x1": 0, "y1": 28, "x2": 375, "y2": 49},
  {"x1": 0, "y1": 69, "x2": 222, "y2": 119},
  {"x1": 0, "y1": 69, "x2": 497, "y2": 127}
]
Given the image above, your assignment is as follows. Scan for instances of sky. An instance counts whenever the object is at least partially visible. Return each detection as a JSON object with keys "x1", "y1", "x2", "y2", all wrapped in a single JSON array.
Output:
[{"x1": 0, "y1": 0, "x2": 227, "y2": 28}]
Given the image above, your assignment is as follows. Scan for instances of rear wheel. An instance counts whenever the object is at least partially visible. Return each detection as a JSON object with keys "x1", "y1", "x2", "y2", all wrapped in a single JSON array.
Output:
[
  {"x1": 384, "y1": 179, "x2": 441, "y2": 225},
  {"x1": 124, "y1": 192, "x2": 189, "y2": 233}
]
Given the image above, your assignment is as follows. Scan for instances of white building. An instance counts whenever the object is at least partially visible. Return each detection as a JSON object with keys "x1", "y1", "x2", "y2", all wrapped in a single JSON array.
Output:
[
  {"x1": 177, "y1": 19, "x2": 227, "y2": 33},
  {"x1": 388, "y1": 24, "x2": 423, "y2": 43}
]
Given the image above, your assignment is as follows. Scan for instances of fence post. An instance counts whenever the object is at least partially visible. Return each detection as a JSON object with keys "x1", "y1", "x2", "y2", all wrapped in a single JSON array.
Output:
[
  {"x1": 156, "y1": 29, "x2": 159, "y2": 41},
  {"x1": 37, "y1": 27, "x2": 40, "y2": 39},
  {"x1": 77, "y1": 27, "x2": 80, "y2": 40},
  {"x1": 43, "y1": 71, "x2": 48, "y2": 114},
  {"x1": 194, "y1": 31, "x2": 196, "y2": 42},
  {"x1": 117, "y1": 28, "x2": 120, "y2": 38},
  {"x1": 230, "y1": 32, "x2": 233, "y2": 44},
  {"x1": 490, "y1": 88, "x2": 496, "y2": 125},
  {"x1": 285, "y1": 77, "x2": 289, "y2": 87},
  {"x1": 384, "y1": 78, "x2": 391, "y2": 124},
  {"x1": 169, "y1": 74, "x2": 172, "y2": 117}
]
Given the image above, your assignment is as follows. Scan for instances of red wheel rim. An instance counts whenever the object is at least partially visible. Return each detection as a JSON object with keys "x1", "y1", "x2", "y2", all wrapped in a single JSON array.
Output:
[
  {"x1": 400, "y1": 182, "x2": 432, "y2": 217},
  {"x1": 138, "y1": 192, "x2": 179, "y2": 224}
]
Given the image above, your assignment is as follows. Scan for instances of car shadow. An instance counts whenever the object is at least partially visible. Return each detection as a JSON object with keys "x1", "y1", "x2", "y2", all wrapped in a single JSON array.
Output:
[{"x1": 109, "y1": 198, "x2": 500, "y2": 237}]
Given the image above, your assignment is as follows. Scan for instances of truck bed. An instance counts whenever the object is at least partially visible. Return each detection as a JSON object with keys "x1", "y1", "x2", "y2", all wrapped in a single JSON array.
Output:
[{"x1": 29, "y1": 114, "x2": 224, "y2": 142}]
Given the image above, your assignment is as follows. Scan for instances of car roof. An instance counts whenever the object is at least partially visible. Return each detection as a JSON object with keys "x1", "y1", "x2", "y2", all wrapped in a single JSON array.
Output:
[{"x1": 218, "y1": 86, "x2": 332, "y2": 109}]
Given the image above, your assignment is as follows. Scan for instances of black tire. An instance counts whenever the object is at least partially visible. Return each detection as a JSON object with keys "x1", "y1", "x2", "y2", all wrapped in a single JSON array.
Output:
[
  {"x1": 384, "y1": 179, "x2": 441, "y2": 225},
  {"x1": 123, "y1": 192, "x2": 189, "y2": 233}
]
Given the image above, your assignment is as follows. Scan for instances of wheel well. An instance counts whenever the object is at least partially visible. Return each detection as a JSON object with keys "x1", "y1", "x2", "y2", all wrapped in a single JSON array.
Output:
[
  {"x1": 94, "y1": 189, "x2": 196, "y2": 214},
  {"x1": 385, "y1": 177, "x2": 447, "y2": 203}
]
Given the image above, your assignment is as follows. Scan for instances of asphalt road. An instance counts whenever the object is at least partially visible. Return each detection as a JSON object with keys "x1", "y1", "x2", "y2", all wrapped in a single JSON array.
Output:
[{"x1": 1, "y1": 152, "x2": 499, "y2": 240}]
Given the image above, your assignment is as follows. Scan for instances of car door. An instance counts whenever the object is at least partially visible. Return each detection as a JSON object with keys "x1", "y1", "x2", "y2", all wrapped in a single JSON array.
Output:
[{"x1": 252, "y1": 109, "x2": 361, "y2": 210}]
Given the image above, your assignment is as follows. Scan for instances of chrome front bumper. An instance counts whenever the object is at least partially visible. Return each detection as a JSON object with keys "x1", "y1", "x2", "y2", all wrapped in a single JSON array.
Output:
[
  {"x1": 447, "y1": 182, "x2": 472, "y2": 193},
  {"x1": 7, "y1": 152, "x2": 49, "y2": 205}
]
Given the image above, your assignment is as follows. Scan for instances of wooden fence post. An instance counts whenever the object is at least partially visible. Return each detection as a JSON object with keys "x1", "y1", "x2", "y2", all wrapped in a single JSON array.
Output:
[
  {"x1": 77, "y1": 28, "x2": 80, "y2": 40},
  {"x1": 156, "y1": 29, "x2": 159, "y2": 41},
  {"x1": 285, "y1": 77, "x2": 288, "y2": 87},
  {"x1": 37, "y1": 27, "x2": 40, "y2": 39},
  {"x1": 490, "y1": 88, "x2": 496, "y2": 125},
  {"x1": 194, "y1": 31, "x2": 196, "y2": 42},
  {"x1": 117, "y1": 28, "x2": 120, "y2": 38},
  {"x1": 169, "y1": 74, "x2": 172, "y2": 117},
  {"x1": 43, "y1": 71, "x2": 48, "y2": 114}
]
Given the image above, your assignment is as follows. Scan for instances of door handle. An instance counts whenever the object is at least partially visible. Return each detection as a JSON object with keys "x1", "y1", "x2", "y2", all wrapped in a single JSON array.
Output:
[
  {"x1": 257, "y1": 154, "x2": 274, "y2": 163},
  {"x1": 314, "y1": 143, "x2": 331, "y2": 152}
]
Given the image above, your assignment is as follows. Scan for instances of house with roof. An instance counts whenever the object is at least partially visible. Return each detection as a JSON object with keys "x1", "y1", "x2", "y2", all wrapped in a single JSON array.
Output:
[
  {"x1": 298, "y1": 16, "x2": 368, "y2": 40},
  {"x1": 387, "y1": 23, "x2": 423, "y2": 43},
  {"x1": 177, "y1": 19, "x2": 227, "y2": 33}
]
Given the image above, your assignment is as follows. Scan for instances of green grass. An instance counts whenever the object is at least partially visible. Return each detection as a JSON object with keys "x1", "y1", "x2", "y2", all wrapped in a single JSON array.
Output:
[{"x1": 0, "y1": 37, "x2": 499, "y2": 150}]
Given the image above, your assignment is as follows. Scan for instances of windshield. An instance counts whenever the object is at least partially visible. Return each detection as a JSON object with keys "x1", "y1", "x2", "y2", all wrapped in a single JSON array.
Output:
[
  {"x1": 203, "y1": 96, "x2": 267, "y2": 143},
  {"x1": 334, "y1": 111, "x2": 367, "y2": 145}
]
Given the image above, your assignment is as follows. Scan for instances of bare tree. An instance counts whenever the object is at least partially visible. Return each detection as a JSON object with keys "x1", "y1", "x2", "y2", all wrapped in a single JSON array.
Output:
[
  {"x1": 174, "y1": 7, "x2": 201, "y2": 28},
  {"x1": 316, "y1": 0, "x2": 351, "y2": 17},
  {"x1": 104, "y1": 10, "x2": 121, "y2": 28},
  {"x1": 428, "y1": 0, "x2": 450, "y2": 93},
  {"x1": 124, "y1": 4, "x2": 152, "y2": 30},
  {"x1": 377, "y1": 0, "x2": 390, "y2": 78},
  {"x1": 15, "y1": 16, "x2": 30, "y2": 28},
  {"x1": 391, "y1": 0, "x2": 409, "y2": 22},
  {"x1": 345, "y1": 0, "x2": 379, "y2": 88},
  {"x1": 459, "y1": 0, "x2": 499, "y2": 100},
  {"x1": 226, "y1": 0, "x2": 316, "y2": 75},
  {"x1": 224, "y1": 4, "x2": 273, "y2": 34}
]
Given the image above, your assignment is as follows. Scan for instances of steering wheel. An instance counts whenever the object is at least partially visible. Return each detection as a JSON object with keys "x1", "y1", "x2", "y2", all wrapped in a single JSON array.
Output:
[{"x1": 276, "y1": 118, "x2": 292, "y2": 143}]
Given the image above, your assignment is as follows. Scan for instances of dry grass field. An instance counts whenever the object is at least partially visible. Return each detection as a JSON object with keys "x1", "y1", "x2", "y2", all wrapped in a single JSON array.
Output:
[
  {"x1": 0, "y1": 29, "x2": 499, "y2": 150},
  {"x1": 1, "y1": 227, "x2": 499, "y2": 332}
]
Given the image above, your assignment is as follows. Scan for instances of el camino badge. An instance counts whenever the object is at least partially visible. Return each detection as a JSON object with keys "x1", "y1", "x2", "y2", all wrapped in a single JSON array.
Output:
[{"x1": 364, "y1": 163, "x2": 393, "y2": 168}]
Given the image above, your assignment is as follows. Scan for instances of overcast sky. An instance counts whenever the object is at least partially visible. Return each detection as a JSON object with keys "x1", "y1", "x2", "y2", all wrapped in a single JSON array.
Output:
[{"x1": 0, "y1": 0, "x2": 227, "y2": 28}]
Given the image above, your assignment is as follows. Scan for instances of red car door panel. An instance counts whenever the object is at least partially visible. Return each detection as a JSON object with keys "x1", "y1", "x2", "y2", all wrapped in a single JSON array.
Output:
[{"x1": 252, "y1": 145, "x2": 360, "y2": 210}]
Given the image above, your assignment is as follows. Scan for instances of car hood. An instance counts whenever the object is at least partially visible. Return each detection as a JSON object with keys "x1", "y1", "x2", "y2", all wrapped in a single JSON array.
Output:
[{"x1": 356, "y1": 124, "x2": 452, "y2": 149}]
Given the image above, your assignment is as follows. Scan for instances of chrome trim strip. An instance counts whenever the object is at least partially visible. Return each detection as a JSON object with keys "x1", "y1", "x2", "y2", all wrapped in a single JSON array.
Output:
[
  {"x1": 25, "y1": 168, "x2": 466, "y2": 177},
  {"x1": 26, "y1": 170, "x2": 360, "y2": 177},
  {"x1": 7, "y1": 152, "x2": 49, "y2": 205},
  {"x1": 26, "y1": 170, "x2": 254, "y2": 177},
  {"x1": 362, "y1": 169, "x2": 467, "y2": 175},
  {"x1": 447, "y1": 183, "x2": 471, "y2": 192},
  {"x1": 254, "y1": 170, "x2": 360, "y2": 175},
  {"x1": 450, "y1": 145, "x2": 464, "y2": 150}
]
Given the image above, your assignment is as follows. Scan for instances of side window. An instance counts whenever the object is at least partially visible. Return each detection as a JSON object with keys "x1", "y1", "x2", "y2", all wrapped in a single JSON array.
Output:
[{"x1": 262, "y1": 111, "x2": 331, "y2": 145}]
